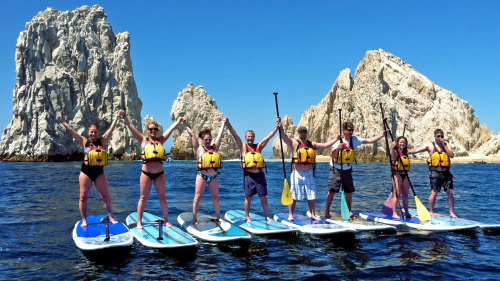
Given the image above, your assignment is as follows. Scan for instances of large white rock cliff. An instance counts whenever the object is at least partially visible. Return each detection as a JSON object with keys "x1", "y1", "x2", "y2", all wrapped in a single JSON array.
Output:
[
  {"x1": 273, "y1": 49, "x2": 499, "y2": 160},
  {"x1": 170, "y1": 83, "x2": 239, "y2": 160},
  {"x1": 0, "y1": 5, "x2": 142, "y2": 161}
]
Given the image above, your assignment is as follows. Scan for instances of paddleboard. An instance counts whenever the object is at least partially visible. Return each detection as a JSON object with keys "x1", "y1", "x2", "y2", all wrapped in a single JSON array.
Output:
[
  {"x1": 408, "y1": 209, "x2": 500, "y2": 233},
  {"x1": 72, "y1": 215, "x2": 133, "y2": 251},
  {"x1": 306, "y1": 211, "x2": 396, "y2": 233},
  {"x1": 359, "y1": 212, "x2": 479, "y2": 232},
  {"x1": 224, "y1": 210, "x2": 298, "y2": 235},
  {"x1": 177, "y1": 212, "x2": 251, "y2": 242},
  {"x1": 126, "y1": 212, "x2": 198, "y2": 248},
  {"x1": 273, "y1": 213, "x2": 356, "y2": 235}
]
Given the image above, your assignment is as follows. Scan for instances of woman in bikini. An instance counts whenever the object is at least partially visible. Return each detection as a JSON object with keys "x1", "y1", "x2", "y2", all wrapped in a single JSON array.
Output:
[
  {"x1": 390, "y1": 136, "x2": 414, "y2": 219},
  {"x1": 123, "y1": 112, "x2": 185, "y2": 229},
  {"x1": 56, "y1": 110, "x2": 122, "y2": 227},
  {"x1": 184, "y1": 117, "x2": 228, "y2": 225}
]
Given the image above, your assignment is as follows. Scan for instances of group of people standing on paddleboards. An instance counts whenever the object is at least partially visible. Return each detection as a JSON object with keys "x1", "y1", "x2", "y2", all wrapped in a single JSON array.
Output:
[{"x1": 56, "y1": 109, "x2": 457, "y2": 228}]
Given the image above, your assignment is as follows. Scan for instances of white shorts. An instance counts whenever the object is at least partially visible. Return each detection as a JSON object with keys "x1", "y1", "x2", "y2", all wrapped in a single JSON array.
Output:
[{"x1": 290, "y1": 169, "x2": 316, "y2": 200}]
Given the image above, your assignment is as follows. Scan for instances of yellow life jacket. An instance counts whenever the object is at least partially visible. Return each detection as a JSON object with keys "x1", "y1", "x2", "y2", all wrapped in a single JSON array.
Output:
[
  {"x1": 141, "y1": 138, "x2": 167, "y2": 162},
  {"x1": 197, "y1": 146, "x2": 223, "y2": 170},
  {"x1": 84, "y1": 139, "x2": 108, "y2": 166},
  {"x1": 392, "y1": 152, "x2": 411, "y2": 171},
  {"x1": 333, "y1": 139, "x2": 356, "y2": 164},
  {"x1": 241, "y1": 143, "x2": 266, "y2": 169},
  {"x1": 427, "y1": 142, "x2": 451, "y2": 168},
  {"x1": 292, "y1": 140, "x2": 316, "y2": 164}
]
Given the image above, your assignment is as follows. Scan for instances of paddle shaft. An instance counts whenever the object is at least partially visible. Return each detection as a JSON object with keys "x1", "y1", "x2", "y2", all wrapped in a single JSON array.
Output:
[
  {"x1": 274, "y1": 93, "x2": 288, "y2": 180},
  {"x1": 338, "y1": 109, "x2": 344, "y2": 186}
]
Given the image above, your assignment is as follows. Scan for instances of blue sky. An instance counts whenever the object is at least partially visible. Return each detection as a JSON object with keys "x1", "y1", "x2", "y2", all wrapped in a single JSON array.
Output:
[{"x1": 1, "y1": 1, "x2": 499, "y2": 153}]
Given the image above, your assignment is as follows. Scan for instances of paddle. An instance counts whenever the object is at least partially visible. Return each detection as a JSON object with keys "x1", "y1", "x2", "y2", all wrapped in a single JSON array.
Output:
[
  {"x1": 381, "y1": 108, "x2": 431, "y2": 222},
  {"x1": 402, "y1": 120, "x2": 408, "y2": 137},
  {"x1": 379, "y1": 103, "x2": 404, "y2": 219},
  {"x1": 208, "y1": 216, "x2": 227, "y2": 233},
  {"x1": 100, "y1": 216, "x2": 111, "y2": 242},
  {"x1": 338, "y1": 109, "x2": 351, "y2": 221},
  {"x1": 273, "y1": 92, "x2": 293, "y2": 205}
]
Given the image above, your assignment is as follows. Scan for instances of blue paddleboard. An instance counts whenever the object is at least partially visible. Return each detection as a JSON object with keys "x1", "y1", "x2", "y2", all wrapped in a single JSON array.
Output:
[
  {"x1": 224, "y1": 210, "x2": 298, "y2": 235},
  {"x1": 126, "y1": 212, "x2": 198, "y2": 248},
  {"x1": 274, "y1": 213, "x2": 356, "y2": 235},
  {"x1": 408, "y1": 209, "x2": 499, "y2": 232},
  {"x1": 72, "y1": 215, "x2": 133, "y2": 251},
  {"x1": 177, "y1": 212, "x2": 251, "y2": 242}
]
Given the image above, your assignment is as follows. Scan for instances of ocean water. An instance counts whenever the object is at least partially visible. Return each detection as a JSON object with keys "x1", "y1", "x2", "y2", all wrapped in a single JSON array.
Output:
[{"x1": 0, "y1": 160, "x2": 498, "y2": 280}]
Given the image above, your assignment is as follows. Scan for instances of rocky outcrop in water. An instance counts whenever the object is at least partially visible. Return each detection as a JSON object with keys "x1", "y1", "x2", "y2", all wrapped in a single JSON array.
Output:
[
  {"x1": 0, "y1": 5, "x2": 142, "y2": 161},
  {"x1": 273, "y1": 49, "x2": 500, "y2": 160},
  {"x1": 170, "y1": 83, "x2": 239, "y2": 160}
]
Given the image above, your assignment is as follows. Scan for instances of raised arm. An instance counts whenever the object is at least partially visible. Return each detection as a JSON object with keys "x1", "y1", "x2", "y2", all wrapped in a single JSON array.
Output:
[
  {"x1": 159, "y1": 117, "x2": 185, "y2": 144},
  {"x1": 213, "y1": 117, "x2": 228, "y2": 150},
  {"x1": 226, "y1": 119, "x2": 243, "y2": 151},
  {"x1": 277, "y1": 119, "x2": 294, "y2": 147},
  {"x1": 408, "y1": 144, "x2": 430, "y2": 155},
  {"x1": 257, "y1": 117, "x2": 280, "y2": 150},
  {"x1": 101, "y1": 110, "x2": 124, "y2": 144},
  {"x1": 313, "y1": 135, "x2": 342, "y2": 151},
  {"x1": 362, "y1": 129, "x2": 390, "y2": 144},
  {"x1": 184, "y1": 123, "x2": 199, "y2": 152},
  {"x1": 56, "y1": 112, "x2": 85, "y2": 147},
  {"x1": 390, "y1": 141, "x2": 398, "y2": 160},
  {"x1": 122, "y1": 112, "x2": 146, "y2": 143}
]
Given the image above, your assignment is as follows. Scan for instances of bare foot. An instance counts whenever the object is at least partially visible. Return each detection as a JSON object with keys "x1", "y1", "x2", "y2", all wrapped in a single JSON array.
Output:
[
  {"x1": 110, "y1": 217, "x2": 119, "y2": 224},
  {"x1": 288, "y1": 215, "x2": 294, "y2": 221},
  {"x1": 350, "y1": 213, "x2": 357, "y2": 219},
  {"x1": 137, "y1": 223, "x2": 143, "y2": 229},
  {"x1": 193, "y1": 219, "x2": 199, "y2": 226},
  {"x1": 81, "y1": 220, "x2": 88, "y2": 227},
  {"x1": 266, "y1": 217, "x2": 274, "y2": 222},
  {"x1": 246, "y1": 218, "x2": 251, "y2": 224},
  {"x1": 392, "y1": 214, "x2": 401, "y2": 220},
  {"x1": 324, "y1": 212, "x2": 331, "y2": 219},
  {"x1": 405, "y1": 213, "x2": 416, "y2": 219},
  {"x1": 450, "y1": 213, "x2": 458, "y2": 219},
  {"x1": 311, "y1": 215, "x2": 321, "y2": 221},
  {"x1": 430, "y1": 213, "x2": 436, "y2": 219},
  {"x1": 165, "y1": 221, "x2": 173, "y2": 228},
  {"x1": 217, "y1": 218, "x2": 225, "y2": 223}
]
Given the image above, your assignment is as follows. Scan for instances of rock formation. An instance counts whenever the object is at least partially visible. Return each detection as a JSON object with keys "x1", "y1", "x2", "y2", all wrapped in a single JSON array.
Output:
[
  {"x1": 170, "y1": 83, "x2": 239, "y2": 160},
  {"x1": 273, "y1": 49, "x2": 500, "y2": 160},
  {"x1": 0, "y1": 5, "x2": 142, "y2": 161}
]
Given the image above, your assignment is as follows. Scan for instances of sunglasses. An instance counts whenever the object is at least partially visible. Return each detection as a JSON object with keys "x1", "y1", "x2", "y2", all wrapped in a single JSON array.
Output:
[
  {"x1": 435, "y1": 135, "x2": 444, "y2": 138},
  {"x1": 203, "y1": 138, "x2": 212, "y2": 141},
  {"x1": 345, "y1": 129, "x2": 354, "y2": 132},
  {"x1": 148, "y1": 128, "x2": 158, "y2": 131}
]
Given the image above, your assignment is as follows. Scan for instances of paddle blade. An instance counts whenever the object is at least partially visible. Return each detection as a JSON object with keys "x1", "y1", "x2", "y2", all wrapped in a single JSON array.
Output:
[
  {"x1": 340, "y1": 191, "x2": 350, "y2": 221},
  {"x1": 382, "y1": 193, "x2": 394, "y2": 216},
  {"x1": 281, "y1": 179, "x2": 293, "y2": 205},
  {"x1": 414, "y1": 196, "x2": 431, "y2": 222}
]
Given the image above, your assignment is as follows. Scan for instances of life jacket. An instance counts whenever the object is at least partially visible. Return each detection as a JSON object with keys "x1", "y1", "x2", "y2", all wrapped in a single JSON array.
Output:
[
  {"x1": 197, "y1": 145, "x2": 223, "y2": 170},
  {"x1": 427, "y1": 142, "x2": 451, "y2": 168},
  {"x1": 241, "y1": 143, "x2": 266, "y2": 170},
  {"x1": 141, "y1": 137, "x2": 167, "y2": 163},
  {"x1": 392, "y1": 151, "x2": 411, "y2": 171},
  {"x1": 292, "y1": 140, "x2": 316, "y2": 164},
  {"x1": 83, "y1": 138, "x2": 108, "y2": 166},
  {"x1": 333, "y1": 138, "x2": 355, "y2": 164}
]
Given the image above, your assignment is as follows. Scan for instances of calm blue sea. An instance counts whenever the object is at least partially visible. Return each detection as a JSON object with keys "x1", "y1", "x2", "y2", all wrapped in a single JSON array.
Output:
[{"x1": 0, "y1": 160, "x2": 498, "y2": 280}]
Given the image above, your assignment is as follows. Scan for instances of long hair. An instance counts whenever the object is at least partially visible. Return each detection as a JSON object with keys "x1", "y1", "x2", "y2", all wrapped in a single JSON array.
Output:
[
  {"x1": 396, "y1": 136, "x2": 408, "y2": 156},
  {"x1": 198, "y1": 128, "x2": 212, "y2": 139}
]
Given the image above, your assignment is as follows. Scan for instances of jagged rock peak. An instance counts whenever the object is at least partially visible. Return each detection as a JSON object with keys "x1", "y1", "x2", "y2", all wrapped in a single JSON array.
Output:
[
  {"x1": 273, "y1": 49, "x2": 498, "y2": 159},
  {"x1": 170, "y1": 83, "x2": 239, "y2": 160},
  {"x1": 0, "y1": 5, "x2": 142, "y2": 161}
]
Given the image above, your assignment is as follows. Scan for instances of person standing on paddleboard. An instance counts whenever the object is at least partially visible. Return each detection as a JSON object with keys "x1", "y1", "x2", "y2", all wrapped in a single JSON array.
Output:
[
  {"x1": 56, "y1": 110, "x2": 123, "y2": 227},
  {"x1": 279, "y1": 124, "x2": 340, "y2": 221},
  {"x1": 408, "y1": 129, "x2": 456, "y2": 218},
  {"x1": 122, "y1": 112, "x2": 186, "y2": 229},
  {"x1": 226, "y1": 117, "x2": 280, "y2": 224},
  {"x1": 184, "y1": 118, "x2": 228, "y2": 225},
  {"x1": 390, "y1": 136, "x2": 414, "y2": 219},
  {"x1": 325, "y1": 122, "x2": 389, "y2": 219}
]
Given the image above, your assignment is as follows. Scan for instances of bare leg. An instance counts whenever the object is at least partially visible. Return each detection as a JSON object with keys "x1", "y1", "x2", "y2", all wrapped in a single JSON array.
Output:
[
  {"x1": 429, "y1": 190, "x2": 438, "y2": 218},
  {"x1": 259, "y1": 196, "x2": 273, "y2": 221},
  {"x1": 392, "y1": 175, "x2": 402, "y2": 219},
  {"x1": 207, "y1": 177, "x2": 222, "y2": 222},
  {"x1": 402, "y1": 177, "x2": 411, "y2": 218},
  {"x1": 309, "y1": 200, "x2": 320, "y2": 220},
  {"x1": 79, "y1": 172, "x2": 93, "y2": 227},
  {"x1": 345, "y1": 192, "x2": 354, "y2": 217},
  {"x1": 94, "y1": 173, "x2": 118, "y2": 224},
  {"x1": 446, "y1": 188, "x2": 457, "y2": 218},
  {"x1": 193, "y1": 175, "x2": 206, "y2": 225},
  {"x1": 245, "y1": 196, "x2": 252, "y2": 224},
  {"x1": 324, "y1": 191, "x2": 335, "y2": 218},
  {"x1": 154, "y1": 174, "x2": 172, "y2": 227},
  {"x1": 137, "y1": 173, "x2": 153, "y2": 229},
  {"x1": 288, "y1": 200, "x2": 296, "y2": 221}
]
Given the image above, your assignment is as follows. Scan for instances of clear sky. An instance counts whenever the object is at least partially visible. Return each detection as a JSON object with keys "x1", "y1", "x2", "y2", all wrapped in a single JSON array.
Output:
[{"x1": 1, "y1": 1, "x2": 499, "y2": 153}]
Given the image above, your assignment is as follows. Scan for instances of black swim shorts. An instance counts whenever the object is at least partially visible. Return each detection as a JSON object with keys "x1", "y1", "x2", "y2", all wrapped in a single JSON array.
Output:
[
  {"x1": 328, "y1": 166, "x2": 355, "y2": 193},
  {"x1": 429, "y1": 170, "x2": 453, "y2": 192}
]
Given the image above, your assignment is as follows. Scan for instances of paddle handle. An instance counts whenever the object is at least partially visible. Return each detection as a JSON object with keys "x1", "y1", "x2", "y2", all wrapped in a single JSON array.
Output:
[{"x1": 274, "y1": 92, "x2": 287, "y2": 180}]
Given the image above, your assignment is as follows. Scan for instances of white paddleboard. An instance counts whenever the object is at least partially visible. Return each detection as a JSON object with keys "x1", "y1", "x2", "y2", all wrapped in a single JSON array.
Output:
[
  {"x1": 72, "y1": 215, "x2": 133, "y2": 251},
  {"x1": 359, "y1": 212, "x2": 479, "y2": 232},
  {"x1": 177, "y1": 212, "x2": 251, "y2": 242},
  {"x1": 224, "y1": 210, "x2": 298, "y2": 235},
  {"x1": 273, "y1": 213, "x2": 356, "y2": 235},
  {"x1": 126, "y1": 212, "x2": 198, "y2": 248},
  {"x1": 408, "y1": 209, "x2": 500, "y2": 233},
  {"x1": 306, "y1": 211, "x2": 396, "y2": 233}
]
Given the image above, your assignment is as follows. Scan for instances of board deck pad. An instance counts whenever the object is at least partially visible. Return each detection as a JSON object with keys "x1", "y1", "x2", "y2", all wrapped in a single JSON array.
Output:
[
  {"x1": 177, "y1": 212, "x2": 251, "y2": 242},
  {"x1": 224, "y1": 210, "x2": 298, "y2": 235},
  {"x1": 72, "y1": 215, "x2": 133, "y2": 251},
  {"x1": 274, "y1": 213, "x2": 356, "y2": 235},
  {"x1": 306, "y1": 211, "x2": 396, "y2": 233},
  {"x1": 126, "y1": 212, "x2": 198, "y2": 248},
  {"x1": 359, "y1": 211, "x2": 479, "y2": 231}
]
